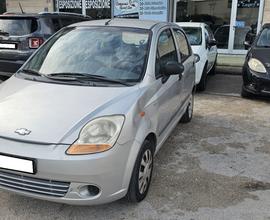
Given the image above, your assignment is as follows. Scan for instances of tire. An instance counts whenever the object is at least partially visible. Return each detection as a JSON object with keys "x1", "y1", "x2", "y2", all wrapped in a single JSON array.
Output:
[
  {"x1": 241, "y1": 86, "x2": 253, "y2": 99},
  {"x1": 197, "y1": 65, "x2": 208, "y2": 91},
  {"x1": 180, "y1": 93, "x2": 194, "y2": 124},
  {"x1": 209, "y1": 60, "x2": 217, "y2": 75},
  {"x1": 126, "y1": 139, "x2": 154, "y2": 203}
]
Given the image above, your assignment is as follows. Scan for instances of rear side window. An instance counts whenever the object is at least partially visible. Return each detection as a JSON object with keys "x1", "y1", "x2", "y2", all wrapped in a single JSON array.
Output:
[
  {"x1": 0, "y1": 18, "x2": 38, "y2": 36},
  {"x1": 173, "y1": 29, "x2": 190, "y2": 61}
]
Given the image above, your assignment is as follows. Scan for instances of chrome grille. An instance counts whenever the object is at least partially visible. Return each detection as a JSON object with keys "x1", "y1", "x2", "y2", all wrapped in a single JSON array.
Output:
[{"x1": 0, "y1": 171, "x2": 70, "y2": 197}]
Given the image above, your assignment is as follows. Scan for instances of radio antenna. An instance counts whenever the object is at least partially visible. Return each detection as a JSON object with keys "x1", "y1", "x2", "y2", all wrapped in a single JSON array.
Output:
[{"x1": 19, "y1": 2, "x2": 25, "y2": 14}]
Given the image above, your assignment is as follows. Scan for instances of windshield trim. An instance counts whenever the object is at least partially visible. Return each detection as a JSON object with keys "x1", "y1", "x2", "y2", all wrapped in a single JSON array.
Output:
[{"x1": 17, "y1": 26, "x2": 152, "y2": 86}]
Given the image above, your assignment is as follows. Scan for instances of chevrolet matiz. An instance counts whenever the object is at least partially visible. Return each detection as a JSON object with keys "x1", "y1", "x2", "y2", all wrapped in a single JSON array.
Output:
[{"x1": 0, "y1": 19, "x2": 196, "y2": 205}]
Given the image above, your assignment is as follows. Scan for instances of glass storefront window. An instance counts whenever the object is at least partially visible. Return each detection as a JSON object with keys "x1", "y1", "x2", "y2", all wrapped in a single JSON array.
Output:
[
  {"x1": 176, "y1": 0, "x2": 261, "y2": 52},
  {"x1": 176, "y1": 0, "x2": 232, "y2": 49},
  {"x1": 57, "y1": 0, "x2": 83, "y2": 14},
  {"x1": 86, "y1": 0, "x2": 111, "y2": 19},
  {"x1": 233, "y1": 0, "x2": 259, "y2": 50}
]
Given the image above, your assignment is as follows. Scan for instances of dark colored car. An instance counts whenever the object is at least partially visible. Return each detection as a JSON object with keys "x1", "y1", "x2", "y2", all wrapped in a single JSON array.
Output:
[
  {"x1": 0, "y1": 12, "x2": 90, "y2": 80},
  {"x1": 242, "y1": 23, "x2": 270, "y2": 98}
]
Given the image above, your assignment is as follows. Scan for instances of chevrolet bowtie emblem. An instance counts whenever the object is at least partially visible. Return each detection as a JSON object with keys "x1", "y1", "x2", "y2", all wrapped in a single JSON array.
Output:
[{"x1": 15, "y1": 128, "x2": 31, "y2": 136}]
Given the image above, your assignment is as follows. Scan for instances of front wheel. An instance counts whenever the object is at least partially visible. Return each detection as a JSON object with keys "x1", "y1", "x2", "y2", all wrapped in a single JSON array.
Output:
[
  {"x1": 180, "y1": 94, "x2": 194, "y2": 123},
  {"x1": 126, "y1": 140, "x2": 154, "y2": 203}
]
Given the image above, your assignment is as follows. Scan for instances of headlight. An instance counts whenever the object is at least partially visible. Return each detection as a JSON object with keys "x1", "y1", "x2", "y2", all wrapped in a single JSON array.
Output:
[
  {"x1": 67, "y1": 115, "x2": 125, "y2": 155},
  {"x1": 248, "y1": 58, "x2": 267, "y2": 73}
]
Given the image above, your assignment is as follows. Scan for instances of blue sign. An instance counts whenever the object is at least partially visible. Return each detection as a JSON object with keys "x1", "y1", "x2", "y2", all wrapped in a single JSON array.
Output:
[{"x1": 235, "y1": 21, "x2": 246, "y2": 28}]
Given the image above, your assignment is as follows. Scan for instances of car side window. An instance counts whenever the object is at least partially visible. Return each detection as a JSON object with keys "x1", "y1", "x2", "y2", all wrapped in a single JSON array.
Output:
[
  {"x1": 173, "y1": 29, "x2": 191, "y2": 62},
  {"x1": 155, "y1": 29, "x2": 178, "y2": 78}
]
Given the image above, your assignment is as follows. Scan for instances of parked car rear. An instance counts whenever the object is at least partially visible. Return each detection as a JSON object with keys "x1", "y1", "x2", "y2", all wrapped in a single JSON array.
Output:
[{"x1": 0, "y1": 12, "x2": 91, "y2": 79}]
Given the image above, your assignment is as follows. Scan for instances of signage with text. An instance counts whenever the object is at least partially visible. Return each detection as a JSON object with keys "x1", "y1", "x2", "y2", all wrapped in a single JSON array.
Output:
[{"x1": 113, "y1": 0, "x2": 168, "y2": 21}]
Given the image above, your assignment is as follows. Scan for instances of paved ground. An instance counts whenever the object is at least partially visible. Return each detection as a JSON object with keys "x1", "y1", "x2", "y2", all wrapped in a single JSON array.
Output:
[{"x1": 0, "y1": 75, "x2": 270, "y2": 220}]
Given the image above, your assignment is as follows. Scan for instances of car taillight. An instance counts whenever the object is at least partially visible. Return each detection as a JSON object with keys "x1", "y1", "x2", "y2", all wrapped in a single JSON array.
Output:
[{"x1": 29, "y1": 38, "x2": 44, "y2": 49}]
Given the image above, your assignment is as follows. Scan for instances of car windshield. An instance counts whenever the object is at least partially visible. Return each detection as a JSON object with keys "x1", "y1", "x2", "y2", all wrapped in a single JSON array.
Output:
[
  {"x1": 0, "y1": 18, "x2": 37, "y2": 36},
  {"x1": 257, "y1": 28, "x2": 270, "y2": 47},
  {"x1": 22, "y1": 27, "x2": 150, "y2": 83},
  {"x1": 181, "y1": 27, "x2": 202, "y2": 45}
]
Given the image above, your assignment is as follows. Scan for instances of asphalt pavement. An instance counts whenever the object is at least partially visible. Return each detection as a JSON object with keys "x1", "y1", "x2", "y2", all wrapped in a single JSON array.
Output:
[{"x1": 0, "y1": 75, "x2": 270, "y2": 220}]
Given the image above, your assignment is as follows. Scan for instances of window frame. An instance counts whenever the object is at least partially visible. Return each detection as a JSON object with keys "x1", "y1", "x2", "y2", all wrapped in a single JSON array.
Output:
[
  {"x1": 155, "y1": 27, "x2": 180, "y2": 79},
  {"x1": 172, "y1": 28, "x2": 192, "y2": 63}
]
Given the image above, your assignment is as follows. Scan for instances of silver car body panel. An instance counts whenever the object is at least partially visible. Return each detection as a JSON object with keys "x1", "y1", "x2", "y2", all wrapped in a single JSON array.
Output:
[{"x1": 0, "y1": 19, "x2": 195, "y2": 205}]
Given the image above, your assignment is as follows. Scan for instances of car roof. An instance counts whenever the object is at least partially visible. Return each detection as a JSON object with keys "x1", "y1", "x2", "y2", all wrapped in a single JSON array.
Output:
[
  {"x1": 71, "y1": 18, "x2": 170, "y2": 30},
  {"x1": 176, "y1": 22, "x2": 205, "y2": 28},
  {"x1": 0, "y1": 12, "x2": 90, "y2": 19}
]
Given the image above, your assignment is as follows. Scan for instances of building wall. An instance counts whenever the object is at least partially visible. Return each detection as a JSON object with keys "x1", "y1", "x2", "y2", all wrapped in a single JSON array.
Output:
[
  {"x1": 263, "y1": 0, "x2": 270, "y2": 23},
  {"x1": 6, "y1": 0, "x2": 54, "y2": 13}
]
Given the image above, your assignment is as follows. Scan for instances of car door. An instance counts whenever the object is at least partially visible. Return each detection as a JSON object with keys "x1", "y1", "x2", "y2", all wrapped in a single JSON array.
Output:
[
  {"x1": 205, "y1": 25, "x2": 217, "y2": 71},
  {"x1": 155, "y1": 28, "x2": 183, "y2": 136},
  {"x1": 173, "y1": 28, "x2": 195, "y2": 102}
]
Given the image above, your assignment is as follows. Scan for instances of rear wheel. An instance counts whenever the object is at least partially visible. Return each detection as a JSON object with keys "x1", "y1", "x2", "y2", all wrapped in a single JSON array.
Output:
[
  {"x1": 180, "y1": 93, "x2": 194, "y2": 124},
  {"x1": 126, "y1": 140, "x2": 154, "y2": 203},
  {"x1": 197, "y1": 65, "x2": 208, "y2": 91}
]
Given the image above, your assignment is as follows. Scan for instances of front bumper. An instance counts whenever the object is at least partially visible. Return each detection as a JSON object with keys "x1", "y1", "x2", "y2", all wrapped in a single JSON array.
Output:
[
  {"x1": 0, "y1": 137, "x2": 140, "y2": 205},
  {"x1": 242, "y1": 67, "x2": 270, "y2": 96}
]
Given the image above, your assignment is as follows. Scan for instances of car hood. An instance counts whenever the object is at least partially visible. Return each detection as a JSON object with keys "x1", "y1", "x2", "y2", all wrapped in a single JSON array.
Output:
[
  {"x1": 0, "y1": 77, "x2": 140, "y2": 144},
  {"x1": 251, "y1": 47, "x2": 270, "y2": 68}
]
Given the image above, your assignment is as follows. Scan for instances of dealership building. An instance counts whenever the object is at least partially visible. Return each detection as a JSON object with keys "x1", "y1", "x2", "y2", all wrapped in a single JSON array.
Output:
[{"x1": 2, "y1": 0, "x2": 270, "y2": 67}]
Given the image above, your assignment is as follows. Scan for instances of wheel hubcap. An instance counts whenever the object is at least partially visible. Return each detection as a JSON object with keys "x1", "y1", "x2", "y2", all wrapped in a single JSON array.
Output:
[{"x1": 138, "y1": 149, "x2": 153, "y2": 194}]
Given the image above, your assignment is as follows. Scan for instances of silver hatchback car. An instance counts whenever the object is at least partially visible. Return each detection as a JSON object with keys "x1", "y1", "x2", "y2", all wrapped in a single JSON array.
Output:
[{"x1": 0, "y1": 19, "x2": 195, "y2": 205}]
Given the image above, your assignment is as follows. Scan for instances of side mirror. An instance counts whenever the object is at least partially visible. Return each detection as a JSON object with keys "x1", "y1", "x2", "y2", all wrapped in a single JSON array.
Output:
[
  {"x1": 208, "y1": 39, "x2": 217, "y2": 47},
  {"x1": 163, "y1": 61, "x2": 184, "y2": 76},
  {"x1": 194, "y1": 54, "x2": 200, "y2": 63},
  {"x1": 244, "y1": 41, "x2": 251, "y2": 50}
]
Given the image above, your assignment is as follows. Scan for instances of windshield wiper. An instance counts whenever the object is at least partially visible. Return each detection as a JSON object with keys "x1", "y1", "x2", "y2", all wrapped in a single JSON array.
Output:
[
  {"x1": 20, "y1": 69, "x2": 44, "y2": 76},
  {"x1": 46, "y1": 73, "x2": 132, "y2": 86}
]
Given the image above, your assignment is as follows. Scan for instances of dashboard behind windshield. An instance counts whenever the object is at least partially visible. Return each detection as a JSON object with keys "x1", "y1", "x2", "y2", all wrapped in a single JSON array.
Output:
[{"x1": 22, "y1": 26, "x2": 151, "y2": 83}]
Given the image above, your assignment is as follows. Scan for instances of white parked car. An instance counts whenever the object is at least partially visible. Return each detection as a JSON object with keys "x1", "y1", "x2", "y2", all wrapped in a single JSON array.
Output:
[{"x1": 176, "y1": 22, "x2": 218, "y2": 91}]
